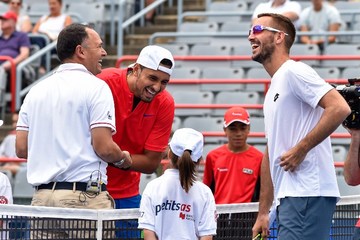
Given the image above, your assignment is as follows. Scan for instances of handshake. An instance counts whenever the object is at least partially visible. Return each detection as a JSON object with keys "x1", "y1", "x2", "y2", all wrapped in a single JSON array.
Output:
[{"x1": 112, "y1": 150, "x2": 132, "y2": 170}]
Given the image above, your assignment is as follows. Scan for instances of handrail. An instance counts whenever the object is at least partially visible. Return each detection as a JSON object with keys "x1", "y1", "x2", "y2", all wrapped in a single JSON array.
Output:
[
  {"x1": 116, "y1": 55, "x2": 360, "y2": 68},
  {"x1": 0, "y1": 56, "x2": 16, "y2": 113},
  {"x1": 149, "y1": 30, "x2": 360, "y2": 45},
  {"x1": 178, "y1": 9, "x2": 360, "y2": 27}
]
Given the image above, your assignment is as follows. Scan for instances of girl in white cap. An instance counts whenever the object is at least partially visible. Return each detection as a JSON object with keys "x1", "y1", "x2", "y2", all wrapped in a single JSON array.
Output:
[{"x1": 138, "y1": 128, "x2": 217, "y2": 240}]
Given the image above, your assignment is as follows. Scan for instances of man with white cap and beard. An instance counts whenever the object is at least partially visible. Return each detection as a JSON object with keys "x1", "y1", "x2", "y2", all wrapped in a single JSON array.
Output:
[{"x1": 97, "y1": 45, "x2": 175, "y2": 237}]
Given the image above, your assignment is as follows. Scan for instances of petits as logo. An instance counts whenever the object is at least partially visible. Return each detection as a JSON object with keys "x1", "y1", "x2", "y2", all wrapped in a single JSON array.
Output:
[
  {"x1": 155, "y1": 199, "x2": 191, "y2": 216},
  {"x1": 179, "y1": 212, "x2": 185, "y2": 220}
]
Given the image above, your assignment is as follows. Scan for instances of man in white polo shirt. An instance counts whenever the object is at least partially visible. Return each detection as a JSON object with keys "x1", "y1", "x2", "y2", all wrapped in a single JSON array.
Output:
[{"x1": 15, "y1": 23, "x2": 132, "y2": 239}]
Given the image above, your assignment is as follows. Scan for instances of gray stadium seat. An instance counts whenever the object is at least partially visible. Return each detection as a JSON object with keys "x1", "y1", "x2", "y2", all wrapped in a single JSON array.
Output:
[
  {"x1": 206, "y1": 1, "x2": 247, "y2": 24},
  {"x1": 313, "y1": 67, "x2": 341, "y2": 80},
  {"x1": 331, "y1": 124, "x2": 351, "y2": 146},
  {"x1": 172, "y1": 116, "x2": 182, "y2": 133},
  {"x1": 173, "y1": 90, "x2": 214, "y2": 117},
  {"x1": 176, "y1": 22, "x2": 219, "y2": 44},
  {"x1": 65, "y1": 2, "x2": 106, "y2": 36},
  {"x1": 157, "y1": 43, "x2": 190, "y2": 56},
  {"x1": 245, "y1": 67, "x2": 270, "y2": 94},
  {"x1": 181, "y1": 44, "x2": 232, "y2": 68},
  {"x1": 337, "y1": 175, "x2": 360, "y2": 196},
  {"x1": 341, "y1": 67, "x2": 360, "y2": 79},
  {"x1": 203, "y1": 143, "x2": 222, "y2": 159},
  {"x1": 334, "y1": 1, "x2": 360, "y2": 25},
  {"x1": 213, "y1": 91, "x2": 262, "y2": 117},
  {"x1": 182, "y1": 116, "x2": 226, "y2": 143},
  {"x1": 200, "y1": 67, "x2": 246, "y2": 92},
  {"x1": 332, "y1": 145, "x2": 347, "y2": 163},
  {"x1": 248, "y1": 116, "x2": 266, "y2": 144},
  {"x1": 139, "y1": 173, "x2": 157, "y2": 195},
  {"x1": 13, "y1": 165, "x2": 34, "y2": 205},
  {"x1": 211, "y1": 21, "x2": 251, "y2": 45},
  {"x1": 167, "y1": 67, "x2": 201, "y2": 93},
  {"x1": 290, "y1": 44, "x2": 321, "y2": 67},
  {"x1": 253, "y1": 144, "x2": 266, "y2": 153},
  {"x1": 322, "y1": 44, "x2": 360, "y2": 68},
  {"x1": 232, "y1": 42, "x2": 263, "y2": 69}
]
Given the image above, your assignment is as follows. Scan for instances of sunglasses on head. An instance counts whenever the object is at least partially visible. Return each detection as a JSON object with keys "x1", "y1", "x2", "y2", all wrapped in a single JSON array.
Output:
[{"x1": 249, "y1": 25, "x2": 289, "y2": 37}]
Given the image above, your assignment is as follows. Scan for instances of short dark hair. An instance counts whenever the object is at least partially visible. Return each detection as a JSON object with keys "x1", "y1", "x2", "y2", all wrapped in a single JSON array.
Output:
[
  {"x1": 56, "y1": 23, "x2": 90, "y2": 62},
  {"x1": 257, "y1": 13, "x2": 296, "y2": 51}
]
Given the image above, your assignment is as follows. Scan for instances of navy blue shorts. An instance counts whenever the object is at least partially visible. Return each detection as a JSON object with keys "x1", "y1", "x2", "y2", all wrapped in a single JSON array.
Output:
[
  {"x1": 277, "y1": 197, "x2": 337, "y2": 240},
  {"x1": 114, "y1": 194, "x2": 142, "y2": 238}
]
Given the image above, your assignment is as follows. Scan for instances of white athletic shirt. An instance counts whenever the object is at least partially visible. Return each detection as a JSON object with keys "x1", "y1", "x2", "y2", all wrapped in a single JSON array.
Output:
[
  {"x1": 263, "y1": 60, "x2": 340, "y2": 204},
  {"x1": 138, "y1": 169, "x2": 217, "y2": 239},
  {"x1": 17, "y1": 63, "x2": 116, "y2": 186}
]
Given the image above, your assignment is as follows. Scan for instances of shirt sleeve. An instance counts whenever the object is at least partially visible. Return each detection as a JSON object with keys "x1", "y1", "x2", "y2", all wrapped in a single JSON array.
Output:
[
  {"x1": 197, "y1": 188, "x2": 217, "y2": 237},
  {"x1": 138, "y1": 186, "x2": 156, "y2": 231},
  {"x1": 288, "y1": 63, "x2": 333, "y2": 109},
  {"x1": 89, "y1": 81, "x2": 116, "y2": 134}
]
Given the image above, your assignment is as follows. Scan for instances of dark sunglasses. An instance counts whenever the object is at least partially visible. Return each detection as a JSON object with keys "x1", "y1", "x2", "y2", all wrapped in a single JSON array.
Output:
[{"x1": 249, "y1": 25, "x2": 289, "y2": 37}]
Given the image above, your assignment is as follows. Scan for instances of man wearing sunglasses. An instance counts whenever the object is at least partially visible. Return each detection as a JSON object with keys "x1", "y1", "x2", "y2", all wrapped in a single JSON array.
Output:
[{"x1": 249, "y1": 13, "x2": 351, "y2": 240}]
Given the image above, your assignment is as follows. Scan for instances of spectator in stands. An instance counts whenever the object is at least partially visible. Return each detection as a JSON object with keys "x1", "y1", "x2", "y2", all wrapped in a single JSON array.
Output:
[
  {"x1": 249, "y1": 13, "x2": 350, "y2": 240},
  {"x1": 97, "y1": 45, "x2": 175, "y2": 238},
  {"x1": 8, "y1": 0, "x2": 32, "y2": 32},
  {"x1": 203, "y1": 106, "x2": 263, "y2": 204},
  {"x1": 343, "y1": 129, "x2": 360, "y2": 239},
  {"x1": 15, "y1": 23, "x2": 132, "y2": 239},
  {"x1": 0, "y1": 111, "x2": 22, "y2": 177},
  {"x1": 0, "y1": 11, "x2": 31, "y2": 76},
  {"x1": 298, "y1": 0, "x2": 342, "y2": 51},
  {"x1": 252, "y1": 0, "x2": 302, "y2": 28},
  {"x1": 138, "y1": 128, "x2": 217, "y2": 240},
  {"x1": 32, "y1": 0, "x2": 72, "y2": 75}
]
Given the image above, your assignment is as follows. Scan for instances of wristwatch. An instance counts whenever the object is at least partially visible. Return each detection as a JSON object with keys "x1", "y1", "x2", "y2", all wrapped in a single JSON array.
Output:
[{"x1": 113, "y1": 158, "x2": 125, "y2": 168}]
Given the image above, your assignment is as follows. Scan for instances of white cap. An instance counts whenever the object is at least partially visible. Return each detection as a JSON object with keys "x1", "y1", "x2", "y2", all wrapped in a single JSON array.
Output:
[
  {"x1": 136, "y1": 45, "x2": 175, "y2": 75},
  {"x1": 169, "y1": 128, "x2": 204, "y2": 162}
]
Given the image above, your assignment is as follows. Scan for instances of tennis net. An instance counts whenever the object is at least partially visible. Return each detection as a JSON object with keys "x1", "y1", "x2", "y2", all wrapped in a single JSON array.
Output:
[{"x1": 0, "y1": 195, "x2": 359, "y2": 239}]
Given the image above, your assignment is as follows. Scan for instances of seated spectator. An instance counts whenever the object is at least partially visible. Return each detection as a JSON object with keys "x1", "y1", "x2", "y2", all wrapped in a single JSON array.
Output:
[
  {"x1": 8, "y1": 0, "x2": 32, "y2": 32},
  {"x1": 0, "y1": 11, "x2": 31, "y2": 87},
  {"x1": 252, "y1": 0, "x2": 302, "y2": 28},
  {"x1": 0, "y1": 112, "x2": 21, "y2": 176},
  {"x1": 31, "y1": 0, "x2": 72, "y2": 75},
  {"x1": 32, "y1": 0, "x2": 72, "y2": 41},
  {"x1": 299, "y1": 0, "x2": 342, "y2": 50}
]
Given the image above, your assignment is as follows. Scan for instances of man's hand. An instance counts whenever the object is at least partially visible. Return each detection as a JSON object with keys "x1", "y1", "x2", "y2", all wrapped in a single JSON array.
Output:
[
  {"x1": 280, "y1": 145, "x2": 307, "y2": 172},
  {"x1": 252, "y1": 214, "x2": 269, "y2": 240}
]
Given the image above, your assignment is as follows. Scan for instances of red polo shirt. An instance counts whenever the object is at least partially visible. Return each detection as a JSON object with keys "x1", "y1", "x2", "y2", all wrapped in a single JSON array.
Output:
[
  {"x1": 97, "y1": 68, "x2": 175, "y2": 199},
  {"x1": 203, "y1": 145, "x2": 263, "y2": 204}
]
